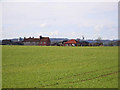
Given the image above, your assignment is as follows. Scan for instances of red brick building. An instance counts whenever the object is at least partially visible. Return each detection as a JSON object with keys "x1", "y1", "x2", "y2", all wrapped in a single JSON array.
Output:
[
  {"x1": 39, "y1": 36, "x2": 51, "y2": 46},
  {"x1": 23, "y1": 36, "x2": 51, "y2": 46}
]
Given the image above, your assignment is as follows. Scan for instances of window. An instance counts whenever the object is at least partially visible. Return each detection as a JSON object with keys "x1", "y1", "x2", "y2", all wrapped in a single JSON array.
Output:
[
  {"x1": 44, "y1": 42, "x2": 46, "y2": 44},
  {"x1": 41, "y1": 42, "x2": 42, "y2": 44}
]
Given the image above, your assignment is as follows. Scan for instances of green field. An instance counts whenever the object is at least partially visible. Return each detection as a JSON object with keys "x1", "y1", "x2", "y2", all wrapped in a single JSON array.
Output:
[{"x1": 2, "y1": 46, "x2": 118, "y2": 88}]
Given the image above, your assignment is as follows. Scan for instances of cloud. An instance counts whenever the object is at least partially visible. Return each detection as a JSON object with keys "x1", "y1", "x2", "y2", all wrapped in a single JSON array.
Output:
[
  {"x1": 40, "y1": 24, "x2": 47, "y2": 28},
  {"x1": 2, "y1": 2, "x2": 118, "y2": 40},
  {"x1": 49, "y1": 30, "x2": 59, "y2": 36},
  {"x1": 35, "y1": 30, "x2": 83, "y2": 39},
  {"x1": 36, "y1": 30, "x2": 59, "y2": 37},
  {"x1": 94, "y1": 24, "x2": 104, "y2": 32}
]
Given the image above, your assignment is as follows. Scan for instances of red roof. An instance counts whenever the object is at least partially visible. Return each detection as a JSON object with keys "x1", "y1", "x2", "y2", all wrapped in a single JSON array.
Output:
[
  {"x1": 24, "y1": 38, "x2": 40, "y2": 42},
  {"x1": 40, "y1": 37, "x2": 50, "y2": 42},
  {"x1": 65, "y1": 39, "x2": 77, "y2": 44}
]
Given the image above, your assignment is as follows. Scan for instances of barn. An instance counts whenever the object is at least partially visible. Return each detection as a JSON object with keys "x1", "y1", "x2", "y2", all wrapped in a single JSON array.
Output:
[{"x1": 64, "y1": 39, "x2": 80, "y2": 46}]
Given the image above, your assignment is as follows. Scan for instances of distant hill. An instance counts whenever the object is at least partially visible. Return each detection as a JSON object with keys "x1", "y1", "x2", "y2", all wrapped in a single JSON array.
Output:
[
  {"x1": 50, "y1": 38, "x2": 68, "y2": 41},
  {"x1": 50, "y1": 38, "x2": 69, "y2": 44}
]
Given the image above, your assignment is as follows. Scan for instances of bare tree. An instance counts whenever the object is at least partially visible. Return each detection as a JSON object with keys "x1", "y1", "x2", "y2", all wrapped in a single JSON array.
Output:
[
  {"x1": 96, "y1": 37, "x2": 102, "y2": 41},
  {"x1": 95, "y1": 37, "x2": 103, "y2": 46}
]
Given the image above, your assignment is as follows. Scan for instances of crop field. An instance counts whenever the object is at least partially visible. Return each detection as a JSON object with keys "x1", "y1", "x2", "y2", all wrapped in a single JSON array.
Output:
[{"x1": 2, "y1": 46, "x2": 119, "y2": 88}]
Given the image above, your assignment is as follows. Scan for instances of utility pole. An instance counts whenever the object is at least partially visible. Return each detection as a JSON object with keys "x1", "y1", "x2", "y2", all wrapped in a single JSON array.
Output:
[{"x1": 82, "y1": 36, "x2": 84, "y2": 40}]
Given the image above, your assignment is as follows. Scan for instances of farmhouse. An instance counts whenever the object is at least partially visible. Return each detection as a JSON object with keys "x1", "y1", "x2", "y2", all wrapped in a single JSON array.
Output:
[
  {"x1": 23, "y1": 36, "x2": 51, "y2": 46},
  {"x1": 64, "y1": 39, "x2": 80, "y2": 46},
  {"x1": 39, "y1": 36, "x2": 51, "y2": 46}
]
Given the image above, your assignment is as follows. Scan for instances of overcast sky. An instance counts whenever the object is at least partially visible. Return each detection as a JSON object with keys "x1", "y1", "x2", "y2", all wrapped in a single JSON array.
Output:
[{"x1": 1, "y1": 1, "x2": 118, "y2": 40}]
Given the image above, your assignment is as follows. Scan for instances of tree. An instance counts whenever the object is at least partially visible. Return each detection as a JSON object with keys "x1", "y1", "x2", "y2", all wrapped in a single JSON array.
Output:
[
  {"x1": 96, "y1": 37, "x2": 102, "y2": 41},
  {"x1": 19, "y1": 37, "x2": 22, "y2": 41},
  {"x1": 82, "y1": 36, "x2": 84, "y2": 40},
  {"x1": 95, "y1": 37, "x2": 103, "y2": 46}
]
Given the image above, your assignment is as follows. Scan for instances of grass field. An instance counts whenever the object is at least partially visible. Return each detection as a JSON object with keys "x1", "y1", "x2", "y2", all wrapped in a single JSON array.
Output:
[{"x1": 2, "y1": 46, "x2": 118, "y2": 88}]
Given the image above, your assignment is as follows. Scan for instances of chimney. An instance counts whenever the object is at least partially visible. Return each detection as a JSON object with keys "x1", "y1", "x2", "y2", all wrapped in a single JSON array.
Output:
[
  {"x1": 24, "y1": 37, "x2": 26, "y2": 39},
  {"x1": 32, "y1": 37, "x2": 34, "y2": 38},
  {"x1": 40, "y1": 36, "x2": 42, "y2": 39}
]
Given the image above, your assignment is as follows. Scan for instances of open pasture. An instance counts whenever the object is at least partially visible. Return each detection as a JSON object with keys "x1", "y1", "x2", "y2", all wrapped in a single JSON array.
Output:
[{"x1": 2, "y1": 46, "x2": 118, "y2": 88}]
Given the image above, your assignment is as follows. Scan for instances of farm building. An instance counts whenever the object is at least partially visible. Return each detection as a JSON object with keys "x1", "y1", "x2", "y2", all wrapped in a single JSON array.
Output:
[
  {"x1": 2, "y1": 40, "x2": 12, "y2": 45},
  {"x1": 79, "y1": 41, "x2": 89, "y2": 46},
  {"x1": 39, "y1": 36, "x2": 51, "y2": 46},
  {"x1": 23, "y1": 36, "x2": 51, "y2": 46},
  {"x1": 64, "y1": 39, "x2": 80, "y2": 46},
  {"x1": 2, "y1": 39, "x2": 24, "y2": 45}
]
